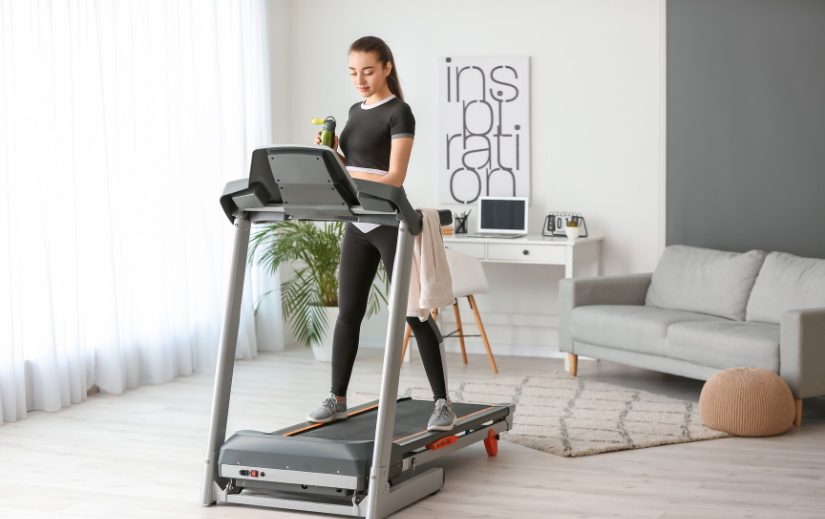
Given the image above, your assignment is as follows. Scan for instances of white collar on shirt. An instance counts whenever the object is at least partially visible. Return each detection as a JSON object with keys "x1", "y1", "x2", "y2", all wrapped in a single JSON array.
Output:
[{"x1": 361, "y1": 94, "x2": 396, "y2": 110}]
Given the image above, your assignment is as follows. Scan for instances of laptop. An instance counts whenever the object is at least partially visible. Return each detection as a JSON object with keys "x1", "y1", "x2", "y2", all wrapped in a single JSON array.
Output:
[{"x1": 465, "y1": 197, "x2": 528, "y2": 238}]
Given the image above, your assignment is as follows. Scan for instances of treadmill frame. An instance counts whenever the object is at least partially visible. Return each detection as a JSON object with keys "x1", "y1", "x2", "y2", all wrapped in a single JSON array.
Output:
[{"x1": 200, "y1": 145, "x2": 513, "y2": 519}]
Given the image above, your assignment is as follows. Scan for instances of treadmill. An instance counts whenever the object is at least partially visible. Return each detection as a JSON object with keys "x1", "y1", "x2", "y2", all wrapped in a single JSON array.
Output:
[{"x1": 201, "y1": 144, "x2": 516, "y2": 519}]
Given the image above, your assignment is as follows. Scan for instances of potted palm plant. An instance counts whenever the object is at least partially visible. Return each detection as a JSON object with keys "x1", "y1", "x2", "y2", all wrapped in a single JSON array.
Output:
[{"x1": 249, "y1": 221, "x2": 389, "y2": 361}]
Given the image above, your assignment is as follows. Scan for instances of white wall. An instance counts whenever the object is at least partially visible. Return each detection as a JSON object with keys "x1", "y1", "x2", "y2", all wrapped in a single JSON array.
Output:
[
  {"x1": 269, "y1": 0, "x2": 665, "y2": 356},
  {"x1": 267, "y1": 0, "x2": 291, "y2": 143}
]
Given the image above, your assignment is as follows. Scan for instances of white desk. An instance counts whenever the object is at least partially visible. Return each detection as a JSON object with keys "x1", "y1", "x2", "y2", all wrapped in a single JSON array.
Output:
[
  {"x1": 442, "y1": 234, "x2": 603, "y2": 278},
  {"x1": 442, "y1": 234, "x2": 603, "y2": 372}
]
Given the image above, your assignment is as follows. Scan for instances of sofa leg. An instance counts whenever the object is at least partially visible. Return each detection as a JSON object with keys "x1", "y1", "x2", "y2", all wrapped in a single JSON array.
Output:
[
  {"x1": 794, "y1": 398, "x2": 802, "y2": 427},
  {"x1": 568, "y1": 353, "x2": 578, "y2": 377}
]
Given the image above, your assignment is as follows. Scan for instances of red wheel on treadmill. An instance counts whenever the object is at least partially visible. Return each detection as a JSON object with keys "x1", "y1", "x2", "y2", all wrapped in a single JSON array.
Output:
[{"x1": 483, "y1": 429, "x2": 498, "y2": 456}]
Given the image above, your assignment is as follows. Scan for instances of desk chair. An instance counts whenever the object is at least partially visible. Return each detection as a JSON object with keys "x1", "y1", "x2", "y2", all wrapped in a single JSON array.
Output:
[{"x1": 402, "y1": 248, "x2": 499, "y2": 373}]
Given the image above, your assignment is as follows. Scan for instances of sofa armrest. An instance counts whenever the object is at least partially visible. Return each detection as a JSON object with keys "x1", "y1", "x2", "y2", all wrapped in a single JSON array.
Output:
[
  {"x1": 780, "y1": 307, "x2": 825, "y2": 399},
  {"x1": 559, "y1": 273, "x2": 653, "y2": 354}
]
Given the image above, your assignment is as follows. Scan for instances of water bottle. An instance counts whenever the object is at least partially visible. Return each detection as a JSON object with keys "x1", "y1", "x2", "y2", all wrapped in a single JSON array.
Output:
[{"x1": 311, "y1": 116, "x2": 336, "y2": 148}]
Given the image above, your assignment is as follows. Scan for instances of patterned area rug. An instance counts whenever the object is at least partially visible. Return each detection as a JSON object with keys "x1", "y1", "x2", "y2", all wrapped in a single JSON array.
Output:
[{"x1": 353, "y1": 372, "x2": 729, "y2": 457}]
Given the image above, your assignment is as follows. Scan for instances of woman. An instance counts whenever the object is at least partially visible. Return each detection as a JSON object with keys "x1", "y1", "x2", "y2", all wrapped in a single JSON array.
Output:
[{"x1": 307, "y1": 36, "x2": 456, "y2": 432}]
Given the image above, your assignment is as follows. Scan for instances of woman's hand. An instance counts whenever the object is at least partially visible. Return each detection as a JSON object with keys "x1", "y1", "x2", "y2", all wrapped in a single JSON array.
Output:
[
  {"x1": 314, "y1": 131, "x2": 339, "y2": 151},
  {"x1": 315, "y1": 131, "x2": 345, "y2": 165}
]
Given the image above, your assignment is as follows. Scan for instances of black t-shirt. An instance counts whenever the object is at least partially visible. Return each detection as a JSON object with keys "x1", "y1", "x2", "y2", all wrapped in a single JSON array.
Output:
[{"x1": 339, "y1": 95, "x2": 415, "y2": 176}]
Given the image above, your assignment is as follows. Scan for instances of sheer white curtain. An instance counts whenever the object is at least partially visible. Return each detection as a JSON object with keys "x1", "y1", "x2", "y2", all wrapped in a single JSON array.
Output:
[{"x1": 0, "y1": 0, "x2": 282, "y2": 426}]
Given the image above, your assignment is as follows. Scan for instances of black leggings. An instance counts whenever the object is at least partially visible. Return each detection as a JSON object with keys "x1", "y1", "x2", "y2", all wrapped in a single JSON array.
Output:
[{"x1": 331, "y1": 223, "x2": 449, "y2": 401}]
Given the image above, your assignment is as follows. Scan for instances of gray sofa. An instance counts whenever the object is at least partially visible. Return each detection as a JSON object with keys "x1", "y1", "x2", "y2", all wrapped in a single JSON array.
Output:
[{"x1": 559, "y1": 245, "x2": 825, "y2": 426}]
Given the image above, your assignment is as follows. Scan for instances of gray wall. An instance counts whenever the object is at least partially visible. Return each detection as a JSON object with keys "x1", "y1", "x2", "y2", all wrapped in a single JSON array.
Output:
[{"x1": 667, "y1": 0, "x2": 825, "y2": 259}]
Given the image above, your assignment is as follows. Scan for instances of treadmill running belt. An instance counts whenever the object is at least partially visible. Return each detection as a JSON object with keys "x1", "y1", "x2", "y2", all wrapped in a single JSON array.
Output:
[{"x1": 290, "y1": 400, "x2": 491, "y2": 442}]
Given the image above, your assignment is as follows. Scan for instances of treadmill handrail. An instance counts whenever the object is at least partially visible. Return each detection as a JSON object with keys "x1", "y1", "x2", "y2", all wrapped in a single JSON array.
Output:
[{"x1": 353, "y1": 179, "x2": 423, "y2": 236}]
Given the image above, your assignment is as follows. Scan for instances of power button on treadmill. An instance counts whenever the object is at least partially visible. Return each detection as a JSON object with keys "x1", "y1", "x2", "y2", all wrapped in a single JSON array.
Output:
[{"x1": 251, "y1": 470, "x2": 258, "y2": 477}]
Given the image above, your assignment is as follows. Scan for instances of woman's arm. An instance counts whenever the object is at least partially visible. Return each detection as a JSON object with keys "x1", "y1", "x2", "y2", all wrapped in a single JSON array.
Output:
[{"x1": 349, "y1": 137, "x2": 412, "y2": 187}]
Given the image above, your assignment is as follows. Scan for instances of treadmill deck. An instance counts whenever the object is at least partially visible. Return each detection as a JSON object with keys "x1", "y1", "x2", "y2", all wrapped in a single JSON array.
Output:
[
  {"x1": 286, "y1": 399, "x2": 493, "y2": 443},
  {"x1": 218, "y1": 397, "x2": 513, "y2": 493}
]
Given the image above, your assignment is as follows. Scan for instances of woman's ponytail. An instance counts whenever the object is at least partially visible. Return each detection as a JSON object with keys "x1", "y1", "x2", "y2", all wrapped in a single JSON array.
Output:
[{"x1": 349, "y1": 36, "x2": 404, "y2": 101}]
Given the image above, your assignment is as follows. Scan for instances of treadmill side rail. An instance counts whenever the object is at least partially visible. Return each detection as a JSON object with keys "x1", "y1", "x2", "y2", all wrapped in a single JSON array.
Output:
[{"x1": 401, "y1": 419, "x2": 510, "y2": 472}]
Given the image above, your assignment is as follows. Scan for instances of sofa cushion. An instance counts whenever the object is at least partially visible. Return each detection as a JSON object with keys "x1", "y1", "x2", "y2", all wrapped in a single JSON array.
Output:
[
  {"x1": 746, "y1": 252, "x2": 825, "y2": 324},
  {"x1": 665, "y1": 321, "x2": 780, "y2": 372},
  {"x1": 645, "y1": 245, "x2": 766, "y2": 320},
  {"x1": 571, "y1": 305, "x2": 727, "y2": 355}
]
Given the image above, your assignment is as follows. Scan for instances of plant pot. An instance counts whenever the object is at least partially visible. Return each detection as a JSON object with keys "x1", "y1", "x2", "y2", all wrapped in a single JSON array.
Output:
[
  {"x1": 311, "y1": 306, "x2": 339, "y2": 362},
  {"x1": 565, "y1": 226, "x2": 580, "y2": 240}
]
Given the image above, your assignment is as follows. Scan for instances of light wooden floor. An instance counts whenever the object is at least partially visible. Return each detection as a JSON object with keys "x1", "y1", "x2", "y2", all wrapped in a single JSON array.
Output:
[{"x1": 1, "y1": 346, "x2": 823, "y2": 519}]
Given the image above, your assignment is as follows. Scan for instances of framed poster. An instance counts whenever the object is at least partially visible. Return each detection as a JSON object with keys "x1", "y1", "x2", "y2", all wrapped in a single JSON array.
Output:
[{"x1": 438, "y1": 56, "x2": 530, "y2": 205}]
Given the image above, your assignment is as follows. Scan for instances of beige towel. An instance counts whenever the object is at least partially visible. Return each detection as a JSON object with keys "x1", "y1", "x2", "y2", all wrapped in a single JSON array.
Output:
[{"x1": 407, "y1": 208, "x2": 455, "y2": 321}]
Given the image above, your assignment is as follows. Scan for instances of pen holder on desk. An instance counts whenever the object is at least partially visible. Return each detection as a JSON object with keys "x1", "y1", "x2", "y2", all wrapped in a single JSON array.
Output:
[{"x1": 454, "y1": 215, "x2": 468, "y2": 234}]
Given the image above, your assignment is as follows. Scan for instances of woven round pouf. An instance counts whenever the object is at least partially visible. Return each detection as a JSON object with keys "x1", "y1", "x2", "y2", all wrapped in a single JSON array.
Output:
[{"x1": 699, "y1": 367, "x2": 795, "y2": 436}]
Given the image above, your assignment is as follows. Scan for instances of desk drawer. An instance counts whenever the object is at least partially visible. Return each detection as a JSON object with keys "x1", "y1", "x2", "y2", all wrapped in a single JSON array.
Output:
[
  {"x1": 444, "y1": 242, "x2": 486, "y2": 259},
  {"x1": 487, "y1": 243, "x2": 565, "y2": 263}
]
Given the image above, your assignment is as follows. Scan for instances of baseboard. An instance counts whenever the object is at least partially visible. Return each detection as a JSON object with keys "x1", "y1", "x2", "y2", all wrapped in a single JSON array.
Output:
[
  {"x1": 281, "y1": 337, "x2": 594, "y2": 361},
  {"x1": 358, "y1": 337, "x2": 566, "y2": 359}
]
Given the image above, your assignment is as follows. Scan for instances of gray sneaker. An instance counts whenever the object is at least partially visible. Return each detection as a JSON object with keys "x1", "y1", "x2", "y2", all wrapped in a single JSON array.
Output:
[
  {"x1": 428, "y1": 399, "x2": 457, "y2": 431},
  {"x1": 307, "y1": 393, "x2": 348, "y2": 423}
]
